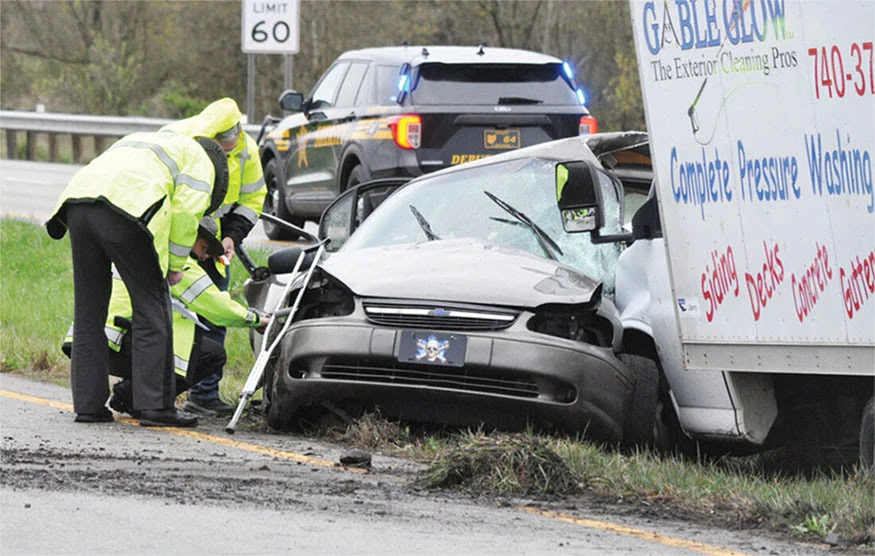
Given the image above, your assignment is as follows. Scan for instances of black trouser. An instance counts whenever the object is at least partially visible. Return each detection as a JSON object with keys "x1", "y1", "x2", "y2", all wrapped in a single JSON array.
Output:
[
  {"x1": 109, "y1": 327, "x2": 226, "y2": 396},
  {"x1": 66, "y1": 201, "x2": 175, "y2": 413}
]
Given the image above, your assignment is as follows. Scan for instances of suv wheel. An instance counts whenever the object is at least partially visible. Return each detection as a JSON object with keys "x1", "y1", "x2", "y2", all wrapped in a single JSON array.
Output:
[
  {"x1": 346, "y1": 164, "x2": 365, "y2": 190},
  {"x1": 263, "y1": 159, "x2": 305, "y2": 241}
]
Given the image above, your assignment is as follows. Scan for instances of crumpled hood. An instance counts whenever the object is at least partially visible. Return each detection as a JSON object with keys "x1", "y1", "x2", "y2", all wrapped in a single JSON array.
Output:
[{"x1": 321, "y1": 238, "x2": 601, "y2": 308}]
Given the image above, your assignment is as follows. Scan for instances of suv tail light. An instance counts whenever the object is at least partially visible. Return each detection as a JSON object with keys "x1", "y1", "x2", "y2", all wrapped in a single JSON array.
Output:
[
  {"x1": 579, "y1": 116, "x2": 598, "y2": 136},
  {"x1": 388, "y1": 115, "x2": 421, "y2": 149}
]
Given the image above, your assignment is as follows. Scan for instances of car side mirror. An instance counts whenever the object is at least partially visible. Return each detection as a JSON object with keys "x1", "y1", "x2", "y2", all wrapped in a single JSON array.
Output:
[
  {"x1": 556, "y1": 161, "x2": 603, "y2": 233},
  {"x1": 556, "y1": 161, "x2": 634, "y2": 245},
  {"x1": 278, "y1": 89, "x2": 304, "y2": 112}
]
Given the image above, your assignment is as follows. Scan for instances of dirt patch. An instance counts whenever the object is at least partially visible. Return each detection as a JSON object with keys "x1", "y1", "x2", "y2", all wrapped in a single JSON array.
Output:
[{"x1": 422, "y1": 434, "x2": 580, "y2": 496}]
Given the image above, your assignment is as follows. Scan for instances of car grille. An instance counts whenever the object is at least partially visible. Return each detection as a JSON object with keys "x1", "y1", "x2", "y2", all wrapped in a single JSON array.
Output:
[
  {"x1": 363, "y1": 301, "x2": 518, "y2": 331},
  {"x1": 322, "y1": 360, "x2": 539, "y2": 398}
]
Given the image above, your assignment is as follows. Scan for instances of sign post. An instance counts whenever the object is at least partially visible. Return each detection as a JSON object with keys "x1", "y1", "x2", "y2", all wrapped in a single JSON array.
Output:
[{"x1": 241, "y1": 0, "x2": 300, "y2": 121}]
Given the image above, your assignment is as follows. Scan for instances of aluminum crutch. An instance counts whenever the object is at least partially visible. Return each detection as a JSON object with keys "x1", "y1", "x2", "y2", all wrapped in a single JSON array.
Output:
[{"x1": 225, "y1": 240, "x2": 326, "y2": 433}]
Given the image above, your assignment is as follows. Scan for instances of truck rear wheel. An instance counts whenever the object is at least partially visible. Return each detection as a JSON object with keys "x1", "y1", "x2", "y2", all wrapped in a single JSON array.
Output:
[{"x1": 861, "y1": 396, "x2": 874, "y2": 470}]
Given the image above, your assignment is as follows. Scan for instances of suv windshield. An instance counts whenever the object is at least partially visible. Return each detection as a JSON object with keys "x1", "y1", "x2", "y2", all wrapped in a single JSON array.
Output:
[
  {"x1": 342, "y1": 158, "x2": 624, "y2": 292},
  {"x1": 410, "y1": 63, "x2": 579, "y2": 106}
]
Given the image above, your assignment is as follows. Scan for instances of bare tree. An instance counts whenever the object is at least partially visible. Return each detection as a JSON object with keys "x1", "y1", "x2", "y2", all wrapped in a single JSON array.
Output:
[
  {"x1": 0, "y1": 0, "x2": 644, "y2": 129},
  {"x1": 478, "y1": 0, "x2": 544, "y2": 49},
  {"x1": 2, "y1": 1, "x2": 151, "y2": 113}
]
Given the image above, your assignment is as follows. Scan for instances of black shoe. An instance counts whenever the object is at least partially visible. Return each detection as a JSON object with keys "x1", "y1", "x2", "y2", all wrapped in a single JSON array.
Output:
[
  {"x1": 109, "y1": 381, "x2": 140, "y2": 417},
  {"x1": 183, "y1": 398, "x2": 234, "y2": 416},
  {"x1": 74, "y1": 407, "x2": 114, "y2": 423},
  {"x1": 138, "y1": 408, "x2": 198, "y2": 428},
  {"x1": 109, "y1": 396, "x2": 141, "y2": 418}
]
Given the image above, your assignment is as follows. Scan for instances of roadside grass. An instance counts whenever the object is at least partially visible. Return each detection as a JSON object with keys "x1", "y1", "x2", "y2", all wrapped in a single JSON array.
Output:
[
  {"x1": 0, "y1": 218, "x2": 263, "y2": 396},
  {"x1": 335, "y1": 418, "x2": 875, "y2": 546},
  {"x1": 3, "y1": 218, "x2": 873, "y2": 547},
  {"x1": 422, "y1": 432, "x2": 580, "y2": 496},
  {"x1": 0, "y1": 218, "x2": 73, "y2": 381}
]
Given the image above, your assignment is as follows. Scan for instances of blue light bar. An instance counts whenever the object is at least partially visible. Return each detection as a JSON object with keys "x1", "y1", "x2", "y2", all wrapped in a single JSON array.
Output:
[
  {"x1": 576, "y1": 88, "x2": 586, "y2": 105},
  {"x1": 563, "y1": 62, "x2": 574, "y2": 79},
  {"x1": 397, "y1": 74, "x2": 409, "y2": 92}
]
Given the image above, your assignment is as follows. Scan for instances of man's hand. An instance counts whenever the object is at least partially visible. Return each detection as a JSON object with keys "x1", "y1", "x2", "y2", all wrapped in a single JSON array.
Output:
[
  {"x1": 256, "y1": 314, "x2": 271, "y2": 335},
  {"x1": 167, "y1": 270, "x2": 184, "y2": 286},
  {"x1": 222, "y1": 237, "x2": 235, "y2": 262}
]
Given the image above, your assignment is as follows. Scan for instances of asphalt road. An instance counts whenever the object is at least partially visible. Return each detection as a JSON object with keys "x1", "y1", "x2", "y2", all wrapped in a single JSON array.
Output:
[
  {"x1": 0, "y1": 373, "x2": 825, "y2": 556},
  {"x1": 0, "y1": 160, "x2": 828, "y2": 555}
]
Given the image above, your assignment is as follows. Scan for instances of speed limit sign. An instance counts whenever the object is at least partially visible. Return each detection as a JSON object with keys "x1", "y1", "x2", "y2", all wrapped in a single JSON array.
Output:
[{"x1": 241, "y1": 0, "x2": 299, "y2": 54}]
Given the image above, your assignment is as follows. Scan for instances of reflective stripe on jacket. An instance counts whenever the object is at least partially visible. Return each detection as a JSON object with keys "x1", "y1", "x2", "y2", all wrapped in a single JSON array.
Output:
[
  {"x1": 46, "y1": 130, "x2": 214, "y2": 274},
  {"x1": 71, "y1": 261, "x2": 261, "y2": 378},
  {"x1": 160, "y1": 98, "x2": 266, "y2": 254}
]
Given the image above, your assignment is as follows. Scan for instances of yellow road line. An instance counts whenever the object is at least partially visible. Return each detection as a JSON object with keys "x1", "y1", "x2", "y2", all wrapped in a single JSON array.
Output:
[
  {"x1": 519, "y1": 507, "x2": 749, "y2": 556},
  {"x1": 0, "y1": 389, "x2": 356, "y2": 471},
  {"x1": 170, "y1": 427, "x2": 362, "y2": 471},
  {"x1": 1, "y1": 389, "x2": 73, "y2": 411}
]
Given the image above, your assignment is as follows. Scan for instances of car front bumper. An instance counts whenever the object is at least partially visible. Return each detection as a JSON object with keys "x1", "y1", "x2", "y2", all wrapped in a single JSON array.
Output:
[{"x1": 269, "y1": 317, "x2": 633, "y2": 443}]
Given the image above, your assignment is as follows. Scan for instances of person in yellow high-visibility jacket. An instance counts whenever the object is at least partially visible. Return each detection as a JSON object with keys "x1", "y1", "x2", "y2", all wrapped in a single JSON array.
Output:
[
  {"x1": 161, "y1": 98, "x2": 267, "y2": 415},
  {"x1": 47, "y1": 132, "x2": 228, "y2": 428},
  {"x1": 62, "y1": 217, "x2": 269, "y2": 417}
]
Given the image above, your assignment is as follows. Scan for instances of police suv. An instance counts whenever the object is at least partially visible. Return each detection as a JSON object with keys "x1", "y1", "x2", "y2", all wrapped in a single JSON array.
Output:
[{"x1": 258, "y1": 44, "x2": 598, "y2": 240}]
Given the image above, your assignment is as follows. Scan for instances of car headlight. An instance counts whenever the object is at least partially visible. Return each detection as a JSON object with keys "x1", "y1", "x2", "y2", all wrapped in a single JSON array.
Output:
[
  {"x1": 287, "y1": 269, "x2": 355, "y2": 321},
  {"x1": 526, "y1": 304, "x2": 614, "y2": 347}
]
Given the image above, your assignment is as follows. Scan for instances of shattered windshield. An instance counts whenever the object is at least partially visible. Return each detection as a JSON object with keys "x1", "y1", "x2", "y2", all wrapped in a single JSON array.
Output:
[{"x1": 342, "y1": 158, "x2": 624, "y2": 292}]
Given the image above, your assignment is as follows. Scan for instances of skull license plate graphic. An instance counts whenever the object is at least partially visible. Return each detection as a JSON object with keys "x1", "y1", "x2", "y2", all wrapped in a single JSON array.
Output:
[{"x1": 398, "y1": 331, "x2": 467, "y2": 367}]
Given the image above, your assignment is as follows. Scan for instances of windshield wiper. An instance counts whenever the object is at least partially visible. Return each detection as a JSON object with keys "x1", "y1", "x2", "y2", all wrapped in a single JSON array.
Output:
[
  {"x1": 409, "y1": 204, "x2": 439, "y2": 241},
  {"x1": 484, "y1": 190, "x2": 563, "y2": 260}
]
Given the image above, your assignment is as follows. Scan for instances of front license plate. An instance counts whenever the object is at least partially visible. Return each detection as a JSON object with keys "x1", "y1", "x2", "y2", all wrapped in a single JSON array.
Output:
[
  {"x1": 398, "y1": 330, "x2": 467, "y2": 367},
  {"x1": 484, "y1": 129, "x2": 520, "y2": 150}
]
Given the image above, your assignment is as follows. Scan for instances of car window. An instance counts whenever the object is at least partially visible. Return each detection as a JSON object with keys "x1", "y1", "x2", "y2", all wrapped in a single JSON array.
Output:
[
  {"x1": 343, "y1": 158, "x2": 624, "y2": 293},
  {"x1": 353, "y1": 64, "x2": 373, "y2": 106},
  {"x1": 377, "y1": 64, "x2": 402, "y2": 105},
  {"x1": 410, "y1": 63, "x2": 579, "y2": 106},
  {"x1": 335, "y1": 62, "x2": 369, "y2": 108},
  {"x1": 309, "y1": 62, "x2": 350, "y2": 110},
  {"x1": 322, "y1": 192, "x2": 354, "y2": 250},
  {"x1": 613, "y1": 177, "x2": 651, "y2": 228}
]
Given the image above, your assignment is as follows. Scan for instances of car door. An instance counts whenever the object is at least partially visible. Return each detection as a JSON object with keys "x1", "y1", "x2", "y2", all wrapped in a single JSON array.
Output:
[
  {"x1": 318, "y1": 178, "x2": 409, "y2": 253},
  {"x1": 284, "y1": 61, "x2": 370, "y2": 218}
]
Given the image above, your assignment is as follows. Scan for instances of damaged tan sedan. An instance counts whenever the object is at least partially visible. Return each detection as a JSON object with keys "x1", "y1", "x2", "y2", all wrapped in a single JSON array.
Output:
[{"x1": 245, "y1": 133, "x2": 658, "y2": 447}]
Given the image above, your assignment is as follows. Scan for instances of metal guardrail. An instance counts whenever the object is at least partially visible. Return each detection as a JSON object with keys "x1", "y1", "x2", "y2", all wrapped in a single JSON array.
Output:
[{"x1": 0, "y1": 110, "x2": 261, "y2": 163}]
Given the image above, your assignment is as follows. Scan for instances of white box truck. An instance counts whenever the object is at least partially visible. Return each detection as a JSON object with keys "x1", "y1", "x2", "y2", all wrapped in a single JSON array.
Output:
[{"x1": 613, "y1": 0, "x2": 874, "y2": 464}]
